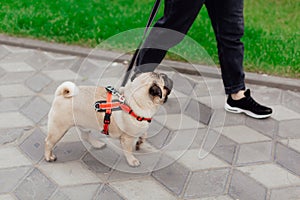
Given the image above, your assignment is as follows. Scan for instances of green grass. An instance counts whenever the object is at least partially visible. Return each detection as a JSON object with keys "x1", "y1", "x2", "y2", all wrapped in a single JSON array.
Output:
[{"x1": 0, "y1": 0, "x2": 299, "y2": 78}]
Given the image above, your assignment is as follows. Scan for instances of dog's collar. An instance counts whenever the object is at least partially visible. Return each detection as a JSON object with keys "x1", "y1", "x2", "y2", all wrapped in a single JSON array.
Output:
[{"x1": 94, "y1": 86, "x2": 152, "y2": 135}]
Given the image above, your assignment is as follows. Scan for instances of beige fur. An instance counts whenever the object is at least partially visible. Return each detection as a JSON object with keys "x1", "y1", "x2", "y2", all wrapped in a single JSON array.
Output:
[{"x1": 45, "y1": 72, "x2": 171, "y2": 167}]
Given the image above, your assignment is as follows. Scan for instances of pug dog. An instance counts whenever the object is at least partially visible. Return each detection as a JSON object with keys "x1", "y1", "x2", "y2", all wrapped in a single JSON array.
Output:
[{"x1": 44, "y1": 72, "x2": 173, "y2": 167}]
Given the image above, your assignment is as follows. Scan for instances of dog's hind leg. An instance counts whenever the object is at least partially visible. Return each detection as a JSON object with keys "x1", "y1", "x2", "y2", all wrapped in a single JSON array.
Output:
[
  {"x1": 120, "y1": 134, "x2": 140, "y2": 167},
  {"x1": 44, "y1": 122, "x2": 71, "y2": 162}
]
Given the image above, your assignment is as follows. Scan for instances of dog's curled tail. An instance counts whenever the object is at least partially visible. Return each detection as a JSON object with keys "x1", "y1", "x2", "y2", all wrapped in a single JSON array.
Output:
[{"x1": 55, "y1": 81, "x2": 78, "y2": 98}]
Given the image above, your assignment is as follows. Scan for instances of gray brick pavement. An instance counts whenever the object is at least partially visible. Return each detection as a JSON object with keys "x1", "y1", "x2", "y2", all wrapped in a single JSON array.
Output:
[{"x1": 0, "y1": 43, "x2": 299, "y2": 200}]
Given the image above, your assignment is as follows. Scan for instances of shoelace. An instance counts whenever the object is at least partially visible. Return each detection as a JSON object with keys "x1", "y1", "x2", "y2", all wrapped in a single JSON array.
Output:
[{"x1": 246, "y1": 96, "x2": 262, "y2": 109}]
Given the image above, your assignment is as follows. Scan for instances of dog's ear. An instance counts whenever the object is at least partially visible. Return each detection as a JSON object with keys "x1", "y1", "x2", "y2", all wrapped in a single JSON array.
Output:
[
  {"x1": 149, "y1": 83, "x2": 162, "y2": 99},
  {"x1": 160, "y1": 73, "x2": 173, "y2": 95}
]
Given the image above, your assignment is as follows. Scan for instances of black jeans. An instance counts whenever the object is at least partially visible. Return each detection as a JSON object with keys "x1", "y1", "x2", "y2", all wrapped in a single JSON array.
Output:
[{"x1": 135, "y1": 0, "x2": 245, "y2": 94}]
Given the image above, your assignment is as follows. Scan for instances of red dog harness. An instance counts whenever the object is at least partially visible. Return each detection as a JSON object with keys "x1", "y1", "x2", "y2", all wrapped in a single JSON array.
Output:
[{"x1": 94, "y1": 86, "x2": 152, "y2": 135}]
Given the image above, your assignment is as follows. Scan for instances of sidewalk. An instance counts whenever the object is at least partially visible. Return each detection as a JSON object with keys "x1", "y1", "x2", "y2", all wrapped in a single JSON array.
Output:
[{"x1": 0, "y1": 38, "x2": 300, "y2": 200}]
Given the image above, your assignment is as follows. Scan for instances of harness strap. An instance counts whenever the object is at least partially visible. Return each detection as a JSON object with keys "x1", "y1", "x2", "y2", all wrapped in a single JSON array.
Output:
[
  {"x1": 94, "y1": 87, "x2": 152, "y2": 135},
  {"x1": 102, "y1": 91, "x2": 113, "y2": 135},
  {"x1": 120, "y1": 104, "x2": 152, "y2": 123}
]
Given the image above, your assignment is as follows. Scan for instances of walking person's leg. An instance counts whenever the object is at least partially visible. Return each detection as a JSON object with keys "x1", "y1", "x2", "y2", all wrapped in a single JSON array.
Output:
[
  {"x1": 205, "y1": 0, "x2": 272, "y2": 118},
  {"x1": 134, "y1": 0, "x2": 205, "y2": 75}
]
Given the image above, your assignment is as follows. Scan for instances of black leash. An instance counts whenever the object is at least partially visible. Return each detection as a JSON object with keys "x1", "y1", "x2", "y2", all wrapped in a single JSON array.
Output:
[{"x1": 121, "y1": 0, "x2": 161, "y2": 87}]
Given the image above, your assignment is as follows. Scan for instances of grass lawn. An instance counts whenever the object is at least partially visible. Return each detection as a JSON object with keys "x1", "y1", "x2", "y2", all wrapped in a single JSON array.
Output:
[{"x1": 0, "y1": 0, "x2": 299, "y2": 78}]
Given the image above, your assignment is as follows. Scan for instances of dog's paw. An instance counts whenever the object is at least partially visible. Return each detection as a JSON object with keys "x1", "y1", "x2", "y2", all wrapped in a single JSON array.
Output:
[
  {"x1": 127, "y1": 157, "x2": 141, "y2": 167},
  {"x1": 45, "y1": 154, "x2": 57, "y2": 162}
]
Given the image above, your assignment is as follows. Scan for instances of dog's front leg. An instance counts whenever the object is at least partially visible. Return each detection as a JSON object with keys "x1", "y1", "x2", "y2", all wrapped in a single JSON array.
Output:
[{"x1": 120, "y1": 134, "x2": 140, "y2": 167}]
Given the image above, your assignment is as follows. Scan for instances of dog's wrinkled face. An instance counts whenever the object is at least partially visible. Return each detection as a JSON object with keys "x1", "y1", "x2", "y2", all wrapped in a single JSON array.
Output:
[{"x1": 128, "y1": 72, "x2": 173, "y2": 105}]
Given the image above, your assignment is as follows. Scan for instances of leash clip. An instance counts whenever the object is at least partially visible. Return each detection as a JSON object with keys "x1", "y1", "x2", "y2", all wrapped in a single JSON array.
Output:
[{"x1": 105, "y1": 86, "x2": 125, "y2": 103}]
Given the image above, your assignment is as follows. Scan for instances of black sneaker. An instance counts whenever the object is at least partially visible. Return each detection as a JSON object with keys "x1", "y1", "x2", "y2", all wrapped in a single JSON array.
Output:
[{"x1": 225, "y1": 89, "x2": 272, "y2": 119}]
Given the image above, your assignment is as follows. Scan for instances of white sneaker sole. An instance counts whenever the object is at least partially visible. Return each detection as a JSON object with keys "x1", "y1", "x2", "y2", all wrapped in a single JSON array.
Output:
[{"x1": 224, "y1": 103, "x2": 271, "y2": 119}]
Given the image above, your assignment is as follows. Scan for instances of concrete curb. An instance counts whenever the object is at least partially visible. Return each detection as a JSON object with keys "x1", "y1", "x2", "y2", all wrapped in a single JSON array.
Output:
[{"x1": 0, "y1": 34, "x2": 299, "y2": 92}]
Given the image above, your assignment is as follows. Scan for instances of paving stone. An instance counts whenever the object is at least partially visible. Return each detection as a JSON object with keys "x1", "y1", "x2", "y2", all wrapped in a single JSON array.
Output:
[
  {"x1": 0, "y1": 67, "x2": 5, "y2": 79},
  {"x1": 152, "y1": 161, "x2": 190, "y2": 195},
  {"x1": 99, "y1": 64, "x2": 125, "y2": 78},
  {"x1": 44, "y1": 52, "x2": 76, "y2": 60},
  {"x1": 209, "y1": 109, "x2": 246, "y2": 128},
  {"x1": 282, "y1": 90, "x2": 300, "y2": 114},
  {"x1": 0, "y1": 84, "x2": 34, "y2": 97},
  {"x1": 3, "y1": 45, "x2": 32, "y2": 53},
  {"x1": 229, "y1": 169, "x2": 267, "y2": 200},
  {"x1": 245, "y1": 117, "x2": 277, "y2": 138},
  {"x1": 0, "y1": 72, "x2": 34, "y2": 84},
  {"x1": 0, "y1": 45, "x2": 10, "y2": 59},
  {"x1": 82, "y1": 152, "x2": 111, "y2": 174},
  {"x1": 0, "y1": 147, "x2": 32, "y2": 169},
  {"x1": 111, "y1": 178, "x2": 176, "y2": 200},
  {"x1": 275, "y1": 142, "x2": 300, "y2": 176},
  {"x1": 167, "y1": 149, "x2": 229, "y2": 171},
  {"x1": 87, "y1": 146, "x2": 120, "y2": 170},
  {"x1": 172, "y1": 73, "x2": 196, "y2": 96},
  {"x1": 0, "y1": 112, "x2": 33, "y2": 129},
  {"x1": 0, "y1": 166, "x2": 32, "y2": 193},
  {"x1": 24, "y1": 51, "x2": 53, "y2": 70},
  {"x1": 162, "y1": 128, "x2": 205, "y2": 151},
  {"x1": 44, "y1": 57, "x2": 80, "y2": 70},
  {"x1": 52, "y1": 141, "x2": 87, "y2": 162},
  {"x1": 60, "y1": 184, "x2": 101, "y2": 200},
  {"x1": 147, "y1": 120, "x2": 171, "y2": 149},
  {"x1": 237, "y1": 142, "x2": 272, "y2": 164},
  {"x1": 43, "y1": 69, "x2": 79, "y2": 81},
  {"x1": 197, "y1": 95, "x2": 227, "y2": 109},
  {"x1": 280, "y1": 138, "x2": 300, "y2": 152},
  {"x1": 0, "y1": 62, "x2": 35, "y2": 72},
  {"x1": 184, "y1": 98, "x2": 213, "y2": 125},
  {"x1": 111, "y1": 149, "x2": 162, "y2": 174},
  {"x1": 252, "y1": 87, "x2": 282, "y2": 105},
  {"x1": 278, "y1": 119, "x2": 300, "y2": 138},
  {"x1": 1, "y1": 52, "x2": 34, "y2": 63},
  {"x1": 49, "y1": 190, "x2": 71, "y2": 200},
  {"x1": 108, "y1": 169, "x2": 150, "y2": 182},
  {"x1": 194, "y1": 79, "x2": 225, "y2": 97},
  {"x1": 74, "y1": 59, "x2": 108, "y2": 80},
  {"x1": 40, "y1": 94, "x2": 54, "y2": 104},
  {"x1": 0, "y1": 128, "x2": 24, "y2": 145},
  {"x1": 41, "y1": 81, "x2": 62, "y2": 94},
  {"x1": 237, "y1": 163, "x2": 300, "y2": 188},
  {"x1": 215, "y1": 125, "x2": 271, "y2": 144},
  {"x1": 237, "y1": 141, "x2": 272, "y2": 165},
  {"x1": 25, "y1": 73, "x2": 52, "y2": 92},
  {"x1": 94, "y1": 184, "x2": 124, "y2": 200},
  {"x1": 0, "y1": 194, "x2": 15, "y2": 200},
  {"x1": 156, "y1": 97, "x2": 190, "y2": 115},
  {"x1": 14, "y1": 168, "x2": 57, "y2": 200},
  {"x1": 168, "y1": 88, "x2": 190, "y2": 99},
  {"x1": 39, "y1": 161, "x2": 101, "y2": 186},
  {"x1": 19, "y1": 128, "x2": 46, "y2": 163},
  {"x1": 0, "y1": 97, "x2": 30, "y2": 112},
  {"x1": 58, "y1": 127, "x2": 81, "y2": 143},
  {"x1": 272, "y1": 105, "x2": 300, "y2": 121},
  {"x1": 211, "y1": 135, "x2": 237, "y2": 164},
  {"x1": 270, "y1": 186, "x2": 300, "y2": 200},
  {"x1": 155, "y1": 114, "x2": 205, "y2": 131},
  {"x1": 184, "y1": 168, "x2": 230, "y2": 199},
  {"x1": 20, "y1": 97, "x2": 50, "y2": 123},
  {"x1": 196, "y1": 195, "x2": 234, "y2": 200}
]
